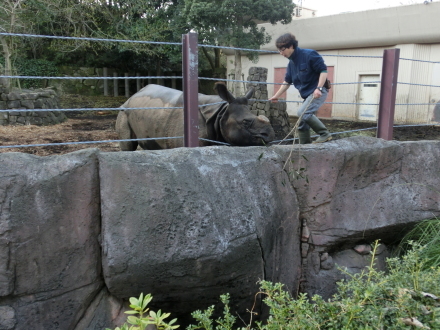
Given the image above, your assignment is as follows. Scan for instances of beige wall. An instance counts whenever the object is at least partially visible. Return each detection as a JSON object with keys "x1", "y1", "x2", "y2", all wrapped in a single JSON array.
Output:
[{"x1": 226, "y1": 2, "x2": 440, "y2": 124}]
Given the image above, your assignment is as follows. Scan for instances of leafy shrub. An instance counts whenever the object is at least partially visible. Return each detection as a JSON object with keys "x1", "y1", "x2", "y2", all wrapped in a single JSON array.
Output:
[
  {"x1": 15, "y1": 58, "x2": 59, "y2": 88},
  {"x1": 396, "y1": 217, "x2": 440, "y2": 269},
  {"x1": 187, "y1": 241, "x2": 440, "y2": 330},
  {"x1": 106, "y1": 293, "x2": 179, "y2": 330},
  {"x1": 187, "y1": 294, "x2": 237, "y2": 330}
]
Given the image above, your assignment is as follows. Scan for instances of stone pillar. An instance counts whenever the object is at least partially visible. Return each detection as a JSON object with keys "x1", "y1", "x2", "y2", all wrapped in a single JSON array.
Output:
[{"x1": 246, "y1": 67, "x2": 292, "y2": 141}]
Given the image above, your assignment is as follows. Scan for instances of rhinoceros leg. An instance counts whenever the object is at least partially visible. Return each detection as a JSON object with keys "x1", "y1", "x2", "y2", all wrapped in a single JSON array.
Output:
[{"x1": 116, "y1": 111, "x2": 138, "y2": 151}]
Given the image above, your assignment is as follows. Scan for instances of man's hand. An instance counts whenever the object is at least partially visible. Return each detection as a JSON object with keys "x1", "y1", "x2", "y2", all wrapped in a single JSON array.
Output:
[
  {"x1": 313, "y1": 88, "x2": 322, "y2": 99},
  {"x1": 269, "y1": 96, "x2": 279, "y2": 103}
]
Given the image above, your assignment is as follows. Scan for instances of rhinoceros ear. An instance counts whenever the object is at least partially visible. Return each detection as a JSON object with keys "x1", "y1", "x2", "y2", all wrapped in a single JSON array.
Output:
[{"x1": 214, "y1": 82, "x2": 235, "y2": 103}]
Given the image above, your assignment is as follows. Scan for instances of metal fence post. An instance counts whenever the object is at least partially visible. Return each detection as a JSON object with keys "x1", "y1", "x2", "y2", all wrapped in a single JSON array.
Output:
[
  {"x1": 182, "y1": 32, "x2": 199, "y2": 148},
  {"x1": 377, "y1": 48, "x2": 400, "y2": 140}
]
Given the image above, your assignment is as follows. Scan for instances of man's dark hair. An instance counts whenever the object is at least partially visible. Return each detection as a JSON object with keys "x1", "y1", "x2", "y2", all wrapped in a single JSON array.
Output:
[{"x1": 275, "y1": 33, "x2": 298, "y2": 50}]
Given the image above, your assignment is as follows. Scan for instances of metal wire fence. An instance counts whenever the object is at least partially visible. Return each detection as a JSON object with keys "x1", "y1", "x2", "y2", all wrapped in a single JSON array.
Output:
[{"x1": 0, "y1": 32, "x2": 439, "y2": 152}]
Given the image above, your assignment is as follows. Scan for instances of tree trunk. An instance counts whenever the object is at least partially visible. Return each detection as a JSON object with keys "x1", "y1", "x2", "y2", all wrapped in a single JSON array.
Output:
[
  {"x1": 0, "y1": 36, "x2": 12, "y2": 88},
  {"x1": 234, "y1": 49, "x2": 242, "y2": 96},
  {"x1": 201, "y1": 46, "x2": 215, "y2": 71}
]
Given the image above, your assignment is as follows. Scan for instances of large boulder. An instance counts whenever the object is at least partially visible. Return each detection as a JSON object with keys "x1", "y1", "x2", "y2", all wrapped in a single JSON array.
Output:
[
  {"x1": 98, "y1": 147, "x2": 301, "y2": 323},
  {"x1": 0, "y1": 149, "x2": 102, "y2": 330},
  {"x1": 274, "y1": 137, "x2": 440, "y2": 299}
]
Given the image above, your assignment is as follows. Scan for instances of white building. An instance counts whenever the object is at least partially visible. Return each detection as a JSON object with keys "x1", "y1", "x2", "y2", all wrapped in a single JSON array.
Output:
[{"x1": 226, "y1": 2, "x2": 440, "y2": 124}]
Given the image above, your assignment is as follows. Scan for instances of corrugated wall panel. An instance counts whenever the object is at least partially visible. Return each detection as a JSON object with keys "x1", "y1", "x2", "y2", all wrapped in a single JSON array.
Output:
[
  {"x1": 406, "y1": 45, "x2": 432, "y2": 124},
  {"x1": 430, "y1": 45, "x2": 440, "y2": 123},
  {"x1": 394, "y1": 45, "x2": 414, "y2": 123}
]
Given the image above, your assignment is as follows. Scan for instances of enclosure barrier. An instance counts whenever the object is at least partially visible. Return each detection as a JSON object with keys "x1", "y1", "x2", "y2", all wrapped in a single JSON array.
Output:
[{"x1": 0, "y1": 32, "x2": 439, "y2": 150}]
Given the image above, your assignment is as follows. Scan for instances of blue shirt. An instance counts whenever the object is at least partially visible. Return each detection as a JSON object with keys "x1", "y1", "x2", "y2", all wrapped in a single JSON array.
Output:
[{"x1": 284, "y1": 47, "x2": 327, "y2": 99}]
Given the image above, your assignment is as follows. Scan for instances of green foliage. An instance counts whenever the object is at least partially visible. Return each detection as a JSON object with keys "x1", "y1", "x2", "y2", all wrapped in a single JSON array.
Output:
[
  {"x1": 257, "y1": 241, "x2": 440, "y2": 330},
  {"x1": 395, "y1": 217, "x2": 440, "y2": 269},
  {"x1": 185, "y1": 241, "x2": 440, "y2": 330},
  {"x1": 182, "y1": 0, "x2": 294, "y2": 47},
  {"x1": 15, "y1": 58, "x2": 59, "y2": 88},
  {"x1": 106, "y1": 293, "x2": 179, "y2": 330},
  {"x1": 181, "y1": 0, "x2": 294, "y2": 77},
  {"x1": 187, "y1": 294, "x2": 239, "y2": 330}
]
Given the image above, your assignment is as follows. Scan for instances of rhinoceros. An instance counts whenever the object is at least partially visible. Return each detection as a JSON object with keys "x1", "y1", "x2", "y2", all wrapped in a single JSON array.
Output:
[{"x1": 115, "y1": 83, "x2": 275, "y2": 150}]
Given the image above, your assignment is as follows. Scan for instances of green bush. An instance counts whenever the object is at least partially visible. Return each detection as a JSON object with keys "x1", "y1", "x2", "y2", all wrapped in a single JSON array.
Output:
[
  {"x1": 111, "y1": 233, "x2": 440, "y2": 330},
  {"x1": 187, "y1": 241, "x2": 440, "y2": 330},
  {"x1": 15, "y1": 58, "x2": 59, "y2": 88},
  {"x1": 396, "y1": 217, "x2": 440, "y2": 270},
  {"x1": 106, "y1": 293, "x2": 179, "y2": 330}
]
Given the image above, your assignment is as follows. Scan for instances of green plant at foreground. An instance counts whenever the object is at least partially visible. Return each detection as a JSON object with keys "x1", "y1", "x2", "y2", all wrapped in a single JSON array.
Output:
[
  {"x1": 187, "y1": 294, "x2": 238, "y2": 330},
  {"x1": 186, "y1": 241, "x2": 440, "y2": 330},
  {"x1": 395, "y1": 217, "x2": 440, "y2": 270},
  {"x1": 258, "y1": 241, "x2": 440, "y2": 330},
  {"x1": 106, "y1": 293, "x2": 179, "y2": 330}
]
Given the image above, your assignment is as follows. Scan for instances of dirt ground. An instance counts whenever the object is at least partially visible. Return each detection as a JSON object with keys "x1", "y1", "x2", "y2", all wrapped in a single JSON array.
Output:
[{"x1": 0, "y1": 94, "x2": 439, "y2": 157}]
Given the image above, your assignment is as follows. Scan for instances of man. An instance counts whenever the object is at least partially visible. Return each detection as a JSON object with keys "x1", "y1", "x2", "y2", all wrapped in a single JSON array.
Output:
[{"x1": 269, "y1": 33, "x2": 332, "y2": 144}]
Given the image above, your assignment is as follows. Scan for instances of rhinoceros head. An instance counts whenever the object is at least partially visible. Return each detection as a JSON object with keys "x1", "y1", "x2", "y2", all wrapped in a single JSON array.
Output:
[{"x1": 206, "y1": 83, "x2": 275, "y2": 146}]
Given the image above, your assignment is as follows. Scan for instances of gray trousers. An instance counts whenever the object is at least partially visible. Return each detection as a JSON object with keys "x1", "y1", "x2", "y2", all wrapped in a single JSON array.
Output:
[{"x1": 297, "y1": 88, "x2": 328, "y2": 130}]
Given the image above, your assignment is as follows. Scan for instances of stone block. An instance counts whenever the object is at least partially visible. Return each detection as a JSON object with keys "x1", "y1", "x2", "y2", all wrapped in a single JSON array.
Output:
[
  {"x1": 39, "y1": 92, "x2": 52, "y2": 98},
  {"x1": 7, "y1": 92, "x2": 21, "y2": 101},
  {"x1": 7, "y1": 101, "x2": 20, "y2": 108},
  {"x1": 29, "y1": 117, "x2": 43, "y2": 125},
  {"x1": 34, "y1": 99, "x2": 44, "y2": 109},
  {"x1": 20, "y1": 100, "x2": 35, "y2": 109},
  {"x1": 20, "y1": 93, "x2": 38, "y2": 100},
  {"x1": 320, "y1": 256, "x2": 334, "y2": 270},
  {"x1": 249, "y1": 67, "x2": 257, "y2": 75},
  {"x1": 99, "y1": 147, "x2": 300, "y2": 322},
  {"x1": 264, "y1": 102, "x2": 270, "y2": 112},
  {"x1": 0, "y1": 149, "x2": 102, "y2": 329},
  {"x1": 0, "y1": 306, "x2": 16, "y2": 330}
]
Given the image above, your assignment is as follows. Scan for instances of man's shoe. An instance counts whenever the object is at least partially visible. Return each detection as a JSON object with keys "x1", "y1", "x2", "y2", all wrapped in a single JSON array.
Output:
[
  {"x1": 298, "y1": 129, "x2": 312, "y2": 144},
  {"x1": 305, "y1": 115, "x2": 332, "y2": 143}
]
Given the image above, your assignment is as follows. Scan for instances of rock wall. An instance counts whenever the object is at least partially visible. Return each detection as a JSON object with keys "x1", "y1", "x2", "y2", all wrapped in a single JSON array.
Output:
[
  {"x1": 0, "y1": 137, "x2": 439, "y2": 329},
  {"x1": 0, "y1": 85, "x2": 66, "y2": 126}
]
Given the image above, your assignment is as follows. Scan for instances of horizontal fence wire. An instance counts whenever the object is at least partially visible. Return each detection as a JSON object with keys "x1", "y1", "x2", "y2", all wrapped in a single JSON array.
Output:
[
  {"x1": 200, "y1": 77, "x2": 381, "y2": 86},
  {"x1": 0, "y1": 32, "x2": 182, "y2": 46},
  {"x1": 1, "y1": 75, "x2": 182, "y2": 80},
  {"x1": 0, "y1": 137, "x2": 183, "y2": 150},
  {"x1": 198, "y1": 45, "x2": 385, "y2": 59},
  {"x1": 398, "y1": 81, "x2": 440, "y2": 88},
  {"x1": 323, "y1": 54, "x2": 383, "y2": 59},
  {"x1": 0, "y1": 107, "x2": 182, "y2": 113},
  {"x1": 399, "y1": 57, "x2": 440, "y2": 64}
]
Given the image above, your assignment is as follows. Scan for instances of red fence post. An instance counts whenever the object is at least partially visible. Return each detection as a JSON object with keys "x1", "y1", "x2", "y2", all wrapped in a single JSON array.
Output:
[
  {"x1": 377, "y1": 48, "x2": 400, "y2": 140},
  {"x1": 182, "y1": 33, "x2": 199, "y2": 147}
]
